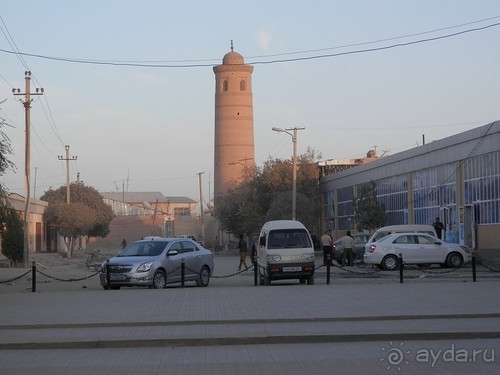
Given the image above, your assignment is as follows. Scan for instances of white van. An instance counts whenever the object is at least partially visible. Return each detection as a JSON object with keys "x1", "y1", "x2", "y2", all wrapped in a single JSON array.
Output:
[
  {"x1": 368, "y1": 225, "x2": 437, "y2": 243},
  {"x1": 257, "y1": 220, "x2": 315, "y2": 285}
]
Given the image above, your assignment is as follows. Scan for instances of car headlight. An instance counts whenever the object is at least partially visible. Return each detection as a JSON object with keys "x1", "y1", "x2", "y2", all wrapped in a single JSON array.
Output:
[
  {"x1": 137, "y1": 261, "x2": 154, "y2": 273},
  {"x1": 267, "y1": 255, "x2": 281, "y2": 262},
  {"x1": 301, "y1": 254, "x2": 315, "y2": 261}
]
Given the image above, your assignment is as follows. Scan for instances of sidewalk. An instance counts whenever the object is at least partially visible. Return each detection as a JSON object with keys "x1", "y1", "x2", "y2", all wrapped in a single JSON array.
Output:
[{"x1": 1, "y1": 253, "x2": 500, "y2": 374}]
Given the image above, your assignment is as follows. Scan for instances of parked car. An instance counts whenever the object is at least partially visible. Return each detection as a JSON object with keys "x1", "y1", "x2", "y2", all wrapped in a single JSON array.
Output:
[
  {"x1": 368, "y1": 224, "x2": 437, "y2": 243},
  {"x1": 99, "y1": 237, "x2": 214, "y2": 290},
  {"x1": 332, "y1": 233, "x2": 372, "y2": 263},
  {"x1": 363, "y1": 233, "x2": 471, "y2": 270}
]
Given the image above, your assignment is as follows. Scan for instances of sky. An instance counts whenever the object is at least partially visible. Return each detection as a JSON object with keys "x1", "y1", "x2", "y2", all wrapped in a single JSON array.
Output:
[{"x1": 1, "y1": 1, "x2": 500, "y2": 208}]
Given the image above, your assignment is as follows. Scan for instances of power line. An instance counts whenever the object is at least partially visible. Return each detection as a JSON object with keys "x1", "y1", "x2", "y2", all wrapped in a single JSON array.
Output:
[{"x1": 0, "y1": 21, "x2": 498, "y2": 68}]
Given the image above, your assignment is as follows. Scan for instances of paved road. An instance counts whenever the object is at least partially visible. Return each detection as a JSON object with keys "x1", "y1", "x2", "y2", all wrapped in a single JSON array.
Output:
[{"x1": 1, "y1": 252, "x2": 500, "y2": 374}]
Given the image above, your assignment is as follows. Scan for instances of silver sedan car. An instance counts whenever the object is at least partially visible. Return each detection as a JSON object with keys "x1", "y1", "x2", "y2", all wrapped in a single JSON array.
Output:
[
  {"x1": 364, "y1": 232, "x2": 471, "y2": 270},
  {"x1": 99, "y1": 237, "x2": 214, "y2": 290}
]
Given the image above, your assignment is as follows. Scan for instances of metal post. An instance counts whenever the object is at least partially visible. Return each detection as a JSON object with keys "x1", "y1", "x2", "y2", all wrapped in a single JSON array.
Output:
[
  {"x1": 181, "y1": 258, "x2": 185, "y2": 288},
  {"x1": 291, "y1": 128, "x2": 297, "y2": 221},
  {"x1": 326, "y1": 253, "x2": 331, "y2": 285},
  {"x1": 253, "y1": 256, "x2": 258, "y2": 286},
  {"x1": 399, "y1": 253, "x2": 403, "y2": 284},
  {"x1": 472, "y1": 252, "x2": 477, "y2": 282},
  {"x1": 31, "y1": 260, "x2": 36, "y2": 293},
  {"x1": 106, "y1": 259, "x2": 110, "y2": 289}
]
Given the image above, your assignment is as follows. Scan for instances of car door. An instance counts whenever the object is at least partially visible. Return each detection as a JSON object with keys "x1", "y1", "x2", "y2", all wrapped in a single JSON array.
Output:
[
  {"x1": 391, "y1": 235, "x2": 420, "y2": 263},
  {"x1": 415, "y1": 235, "x2": 445, "y2": 263},
  {"x1": 181, "y1": 240, "x2": 201, "y2": 279},
  {"x1": 165, "y1": 240, "x2": 184, "y2": 283}
]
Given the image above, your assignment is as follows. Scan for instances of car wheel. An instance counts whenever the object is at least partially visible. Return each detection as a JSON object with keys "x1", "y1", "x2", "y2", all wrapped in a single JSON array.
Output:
[
  {"x1": 306, "y1": 275, "x2": 314, "y2": 285},
  {"x1": 110, "y1": 286, "x2": 121, "y2": 290},
  {"x1": 446, "y1": 252, "x2": 463, "y2": 268},
  {"x1": 152, "y1": 270, "x2": 167, "y2": 289},
  {"x1": 382, "y1": 255, "x2": 399, "y2": 270},
  {"x1": 299, "y1": 278, "x2": 306, "y2": 284},
  {"x1": 102, "y1": 285, "x2": 110, "y2": 290},
  {"x1": 196, "y1": 266, "x2": 210, "y2": 287}
]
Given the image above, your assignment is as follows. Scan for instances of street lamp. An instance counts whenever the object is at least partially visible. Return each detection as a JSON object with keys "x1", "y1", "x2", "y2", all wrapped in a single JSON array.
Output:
[{"x1": 272, "y1": 126, "x2": 305, "y2": 220}]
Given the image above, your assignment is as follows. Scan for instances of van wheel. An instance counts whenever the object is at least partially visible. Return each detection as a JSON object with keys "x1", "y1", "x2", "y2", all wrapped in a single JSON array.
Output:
[
  {"x1": 263, "y1": 274, "x2": 271, "y2": 285},
  {"x1": 306, "y1": 275, "x2": 314, "y2": 285},
  {"x1": 299, "y1": 278, "x2": 306, "y2": 284}
]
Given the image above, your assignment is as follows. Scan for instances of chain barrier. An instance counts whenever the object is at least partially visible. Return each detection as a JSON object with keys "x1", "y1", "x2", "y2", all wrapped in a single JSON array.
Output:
[
  {"x1": 0, "y1": 269, "x2": 31, "y2": 284},
  {"x1": 316, "y1": 263, "x2": 382, "y2": 275},
  {"x1": 476, "y1": 260, "x2": 500, "y2": 273},
  {"x1": 210, "y1": 265, "x2": 255, "y2": 279},
  {"x1": 36, "y1": 268, "x2": 100, "y2": 282},
  {"x1": 402, "y1": 262, "x2": 463, "y2": 275}
]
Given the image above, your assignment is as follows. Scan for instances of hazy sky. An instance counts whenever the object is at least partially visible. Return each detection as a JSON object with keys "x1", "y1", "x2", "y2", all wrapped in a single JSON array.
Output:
[{"x1": 1, "y1": 1, "x2": 499, "y2": 207}]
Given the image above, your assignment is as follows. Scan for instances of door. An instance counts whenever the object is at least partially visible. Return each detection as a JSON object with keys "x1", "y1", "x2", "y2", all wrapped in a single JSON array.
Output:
[{"x1": 415, "y1": 234, "x2": 445, "y2": 263}]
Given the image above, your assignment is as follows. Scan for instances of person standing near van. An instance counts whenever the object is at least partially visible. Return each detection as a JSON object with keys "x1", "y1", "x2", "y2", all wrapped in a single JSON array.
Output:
[
  {"x1": 321, "y1": 230, "x2": 334, "y2": 266},
  {"x1": 237, "y1": 234, "x2": 249, "y2": 270},
  {"x1": 340, "y1": 231, "x2": 354, "y2": 266},
  {"x1": 433, "y1": 217, "x2": 444, "y2": 239}
]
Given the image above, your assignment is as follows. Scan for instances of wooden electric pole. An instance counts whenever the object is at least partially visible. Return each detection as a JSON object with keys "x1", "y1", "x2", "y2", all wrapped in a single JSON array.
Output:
[
  {"x1": 58, "y1": 145, "x2": 77, "y2": 204},
  {"x1": 13, "y1": 71, "x2": 43, "y2": 268},
  {"x1": 197, "y1": 171, "x2": 205, "y2": 241}
]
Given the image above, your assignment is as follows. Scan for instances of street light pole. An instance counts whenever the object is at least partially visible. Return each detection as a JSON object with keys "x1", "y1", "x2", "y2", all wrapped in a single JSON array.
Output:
[{"x1": 272, "y1": 126, "x2": 305, "y2": 221}]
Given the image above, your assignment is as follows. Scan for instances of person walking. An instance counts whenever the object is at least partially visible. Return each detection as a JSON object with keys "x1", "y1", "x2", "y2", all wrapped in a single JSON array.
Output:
[
  {"x1": 237, "y1": 234, "x2": 249, "y2": 270},
  {"x1": 433, "y1": 217, "x2": 445, "y2": 239},
  {"x1": 340, "y1": 231, "x2": 354, "y2": 266},
  {"x1": 320, "y1": 230, "x2": 334, "y2": 266}
]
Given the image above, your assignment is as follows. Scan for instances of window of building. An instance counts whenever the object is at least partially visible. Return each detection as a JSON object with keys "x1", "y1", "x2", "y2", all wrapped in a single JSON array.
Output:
[
  {"x1": 464, "y1": 150, "x2": 500, "y2": 224},
  {"x1": 240, "y1": 79, "x2": 246, "y2": 91},
  {"x1": 222, "y1": 79, "x2": 228, "y2": 92},
  {"x1": 174, "y1": 207, "x2": 191, "y2": 217}
]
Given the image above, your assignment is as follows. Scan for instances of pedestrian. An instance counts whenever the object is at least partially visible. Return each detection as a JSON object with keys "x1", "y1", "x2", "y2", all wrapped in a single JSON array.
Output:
[
  {"x1": 250, "y1": 235, "x2": 258, "y2": 267},
  {"x1": 340, "y1": 231, "x2": 354, "y2": 266},
  {"x1": 237, "y1": 234, "x2": 249, "y2": 270},
  {"x1": 320, "y1": 230, "x2": 334, "y2": 266},
  {"x1": 433, "y1": 217, "x2": 444, "y2": 239}
]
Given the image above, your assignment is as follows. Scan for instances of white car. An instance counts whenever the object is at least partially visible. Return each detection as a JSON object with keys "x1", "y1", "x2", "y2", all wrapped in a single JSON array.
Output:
[{"x1": 363, "y1": 233, "x2": 471, "y2": 270}]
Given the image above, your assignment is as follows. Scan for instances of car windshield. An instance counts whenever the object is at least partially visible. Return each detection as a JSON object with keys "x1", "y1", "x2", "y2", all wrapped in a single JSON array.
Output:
[
  {"x1": 118, "y1": 241, "x2": 169, "y2": 257},
  {"x1": 268, "y1": 229, "x2": 312, "y2": 249}
]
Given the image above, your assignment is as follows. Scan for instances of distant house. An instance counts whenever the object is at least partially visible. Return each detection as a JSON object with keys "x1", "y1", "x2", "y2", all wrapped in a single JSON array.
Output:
[{"x1": 100, "y1": 192, "x2": 197, "y2": 220}]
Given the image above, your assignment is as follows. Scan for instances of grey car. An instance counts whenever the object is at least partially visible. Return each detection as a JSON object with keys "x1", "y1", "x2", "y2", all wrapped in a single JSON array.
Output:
[
  {"x1": 332, "y1": 233, "x2": 371, "y2": 263},
  {"x1": 99, "y1": 237, "x2": 214, "y2": 290}
]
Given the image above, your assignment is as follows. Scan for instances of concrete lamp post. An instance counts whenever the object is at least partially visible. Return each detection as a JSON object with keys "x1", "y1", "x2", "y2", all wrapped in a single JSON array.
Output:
[{"x1": 272, "y1": 126, "x2": 305, "y2": 221}]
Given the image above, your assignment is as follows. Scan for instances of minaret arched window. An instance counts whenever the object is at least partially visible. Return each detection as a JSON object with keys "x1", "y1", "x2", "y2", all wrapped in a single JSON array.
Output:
[
  {"x1": 240, "y1": 79, "x2": 246, "y2": 91},
  {"x1": 222, "y1": 79, "x2": 228, "y2": 92}
]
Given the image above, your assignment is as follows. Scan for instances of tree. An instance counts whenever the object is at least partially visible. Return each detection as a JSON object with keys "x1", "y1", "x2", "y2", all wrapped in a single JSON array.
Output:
[
  {"x1": 214, "y1": 148, "x2": 322, "y2": 237},
  {"x1": 0, "y1": 110, "x2": 16, "y2": 231},
  {"x1": 1, "y1": 208, "x2": 23, "y2": 265},
  {"x1": 353, "y1": 181, "x2": 386, "y2": 232},
  {"x1": 41, "y1": 183, "x2": 114, "y2": 257}
]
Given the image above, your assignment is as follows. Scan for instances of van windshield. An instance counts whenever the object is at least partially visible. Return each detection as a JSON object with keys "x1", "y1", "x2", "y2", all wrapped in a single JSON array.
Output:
[{"x1": 268, "y1": 229, "x2": 312, "y2": 249}]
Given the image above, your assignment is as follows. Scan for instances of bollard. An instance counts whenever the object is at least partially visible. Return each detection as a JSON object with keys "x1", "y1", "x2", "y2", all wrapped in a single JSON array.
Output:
[
  {"x1": 398, "y1": 253, "x2": 404, "y2": 283},
  {"x1": 326, "y1": 253, "x2": 331, "y2": 285},
  {"x1": 181, "y1": 258, "x2": 185, "y2": 288},
  {"x1": 472, "y1": 251, "x2": 477, "y2": 282},
  {"x1": 106, "y1": 259, "x2": 110, "y2": 289},
  {"x1": 253, "y1": 256, "x2": 258, "y2": 286},
  {"x1": 32, "y1": 260, "x2": 36, "y2": 293}
]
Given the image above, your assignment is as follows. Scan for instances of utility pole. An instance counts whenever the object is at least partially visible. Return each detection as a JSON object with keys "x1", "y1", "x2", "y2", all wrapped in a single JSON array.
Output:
[
  {"x1": 58, "y1": 145, "x2": 77, "y2": 204},
  {"x1": 13, "y1": 71, "x2": 43, "y2": 268},
  {"x1": 197, "y1": 171, "x2": 205, "y2": 241}
]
